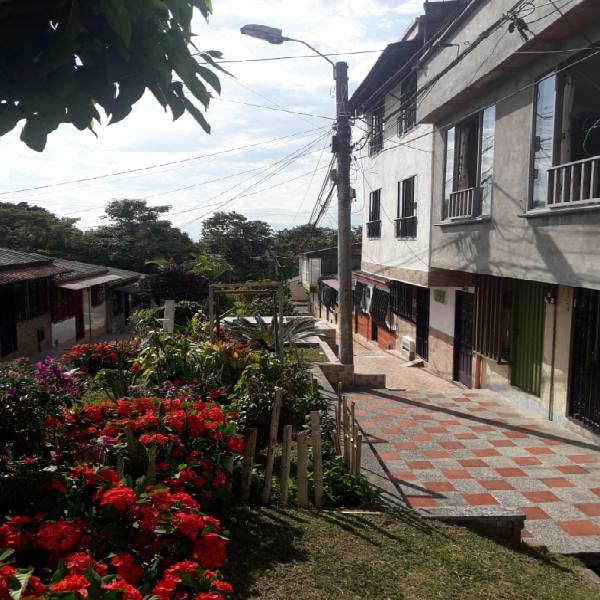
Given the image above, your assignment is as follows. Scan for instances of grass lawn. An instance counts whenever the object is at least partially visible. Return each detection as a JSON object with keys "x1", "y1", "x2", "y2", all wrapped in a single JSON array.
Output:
[
  {"x1": 223, "y1": 508, "x2": 599, "y2": 600},
  {"x1": 294, "y1": 346, "x2": 329, "y2": 363}
]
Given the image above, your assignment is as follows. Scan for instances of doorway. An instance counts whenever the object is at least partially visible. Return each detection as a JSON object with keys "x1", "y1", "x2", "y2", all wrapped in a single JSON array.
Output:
[
  {"x1": 416, "y1": 287, "x2": 429, "y2": 360},
  {"x1": 371, "y1": 318, "x2": 378, "y2": 342},
  {"x1": 568, "y1": 288, "x2": 600, "y2": 433},
  {"x1": 454, "y1": 291, "x2": 474, "y2": 387}
]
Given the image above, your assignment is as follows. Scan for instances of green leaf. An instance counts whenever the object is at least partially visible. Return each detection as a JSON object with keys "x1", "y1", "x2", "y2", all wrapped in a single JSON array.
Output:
[
  {"x1": 9, "y1": 569, "x2": 32, "y2": 600},
  {"x1": 99, "y1": 0, "x2": 132, "y2": 47},
  {"x1": 183, "y1": 98, "x2": 210, "y2": 132},
  {"x1": 109, "y1": 76, "x2": 146, "y2": 124},
  {"x1": 0, "y1": 549, "x2": 14, "y2": 561},
  {"x1": 20, "y1": 116, "x2": 49, "y2": 152},
  {"x1": 196, "y1": 65, "x2": 221, "y2": 94}
]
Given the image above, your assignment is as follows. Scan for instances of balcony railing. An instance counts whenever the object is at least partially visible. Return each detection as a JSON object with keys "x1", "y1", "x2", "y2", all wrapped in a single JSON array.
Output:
[
  {"x1": 367, "y1": 220, "x2": 381, "y2": 238},
  {"x1": 395, "y1": 216, "x2": 417, "y2": 238},
  {"x1": 547, "y1": 155, "x2": 600, "y2": 207},
  {"x1": 448, "y1": 187, "x2": 482, "y2": 219}
]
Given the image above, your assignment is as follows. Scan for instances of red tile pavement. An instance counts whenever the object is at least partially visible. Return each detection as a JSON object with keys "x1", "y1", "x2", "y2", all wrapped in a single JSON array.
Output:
[
  {"x1": 520, "y1": 507, "x2": 550, "y2": 520},
  {"x1": 558, "y1": 521, "x2": 600, "y2": 536},
  {"x1": 348, "y1": 386, "x2": 600, "y2": 554},
  {"x1": 522, "y1": 491, "x2": 560, "y2": 503},
  {"x1": 576, "y1": 504, "x2": 600, "y2": 517},
  {"x1": 464, "y1": 493, "x2": 499, "y2": 506}
]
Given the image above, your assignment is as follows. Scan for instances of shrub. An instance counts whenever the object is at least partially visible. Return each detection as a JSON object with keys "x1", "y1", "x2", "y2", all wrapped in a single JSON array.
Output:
[
  {"x1": 0, "y1": 359, "x2": 77, "y2": 462},
  {"x1": 65, "y1": 340, "x2": 140, "y2": 376}
]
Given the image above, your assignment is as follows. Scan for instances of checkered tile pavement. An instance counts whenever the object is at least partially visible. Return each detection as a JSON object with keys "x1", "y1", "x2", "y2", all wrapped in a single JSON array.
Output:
[{"x1": 350, "y1": 388, "x2": 600, "y2": 554}]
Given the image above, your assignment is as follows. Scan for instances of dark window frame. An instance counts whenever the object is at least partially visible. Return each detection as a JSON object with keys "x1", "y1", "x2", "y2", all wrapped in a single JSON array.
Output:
[
  {"x1": 368, "y1": 107, "x2": 384, "y2": 156},
  {"x1": 389, "y1": 280, "x2": 417, "y2": 324},
  {"x1": 367, "y1": 189, "x2": 382, "y2": 238},
  {"x1": 396, "y1": 176, "x2": 417, "y2": 239},
  {"x1": 397, "y1": 72, "x2": 417, "y2": 137}
]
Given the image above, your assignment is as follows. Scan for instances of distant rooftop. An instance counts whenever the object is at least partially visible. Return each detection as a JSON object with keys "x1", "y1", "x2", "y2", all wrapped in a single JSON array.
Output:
[
  {"x1": 0, "y1": 247, "x2": 52, "y2": 270},
  {"x1": 52, "y1": 258, "x2": 109, "y2": 281}
]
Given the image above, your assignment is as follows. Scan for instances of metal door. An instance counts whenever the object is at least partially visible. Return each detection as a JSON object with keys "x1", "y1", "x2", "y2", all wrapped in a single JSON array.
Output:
[
  {"x1": 416, "y1": 287, "x2": 429, "y2": 360},
  {"x1": 511, "y1": 281, "x2": 545, "y2": 396},
  {"x1": 454, "y1": 291, "x2": 474, "y2": 387},
  {"x1": 569, "y1": 288, "x2": 600, "y2": 432}
]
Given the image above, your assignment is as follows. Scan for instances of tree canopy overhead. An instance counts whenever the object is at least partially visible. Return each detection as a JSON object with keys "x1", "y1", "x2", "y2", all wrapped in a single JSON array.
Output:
[{"x1": 0, "y1": 0, "x2": 223, "y2": 151}]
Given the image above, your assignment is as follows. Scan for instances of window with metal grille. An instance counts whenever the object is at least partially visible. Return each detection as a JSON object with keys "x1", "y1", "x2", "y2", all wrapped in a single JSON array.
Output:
[
  {"x1": 368, "y1": 108, "x2": 384, "y2": 155},
  {"x1": 474, "y1": 275, "x2": 512, "y2": 362},
  {"x1": 389, "y1": 280, "x2": 417, "y2": 323},
  {"x1": 12, "y1": 279, "x2": 49, "y2": 322},
  {"x1": 367, "y1": 189, "x2": 381, "y2": 238},
  {"x1": 353, "y1": 282, "x2": 365, "y2": 311},
  {"x1": 370, "y1": 287, "x2": 390, "y2": 327},
  {"x1": 396, "y1": 176, "x2": 417, "y2": 238},
  {"x1": 397, "y1": 73, "x2": 417, "y2": 137}
]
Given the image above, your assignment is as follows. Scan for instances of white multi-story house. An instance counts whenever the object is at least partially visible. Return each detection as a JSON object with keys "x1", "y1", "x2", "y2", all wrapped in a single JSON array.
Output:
[{"x1": 350, "y1": 1, "x2": 470, "y2": 379}]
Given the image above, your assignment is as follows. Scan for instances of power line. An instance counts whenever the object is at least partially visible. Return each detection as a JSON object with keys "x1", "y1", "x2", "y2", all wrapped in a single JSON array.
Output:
[
  {"x1": 0, "y1": 127, "x2": 327, "y2": 198},
  {"x1": 194, "y1": 48, "x2": 385, "y2": 64},
  {"x1": 214, "y1": 97, "x2": 334, "y2": 120}
]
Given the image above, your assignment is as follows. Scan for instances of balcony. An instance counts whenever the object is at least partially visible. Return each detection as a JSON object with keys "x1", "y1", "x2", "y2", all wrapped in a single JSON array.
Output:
[
  {"x1": 367, "y1": 220, "x2": 381, "y2": 238},
  {"x1": 395, "y1": 216, "x2": 417, "y2": 238},
  {"x1": 547, "y1": 156, "x2": 600, "y2": 207},
  {"x1": 448, "y1": 187, "x2": 482, "y2": 219}
]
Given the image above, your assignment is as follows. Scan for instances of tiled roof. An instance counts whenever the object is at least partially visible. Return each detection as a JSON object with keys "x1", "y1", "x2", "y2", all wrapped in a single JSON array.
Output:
[
  {"x1": 0, "y1": 263, "x2": 69, "y2": 285},
  {"x1": 0, "y1": 247, "x2": 52, "y2": 269},
  {"x1": 52, "y1": 258, "x2": 109, "y2": 281}
]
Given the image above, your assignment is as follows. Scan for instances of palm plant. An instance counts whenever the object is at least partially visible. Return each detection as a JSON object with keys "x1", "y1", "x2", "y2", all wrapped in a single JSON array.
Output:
[{"x1": 225, "y1": 313, "x2": 316, "y2": 355}]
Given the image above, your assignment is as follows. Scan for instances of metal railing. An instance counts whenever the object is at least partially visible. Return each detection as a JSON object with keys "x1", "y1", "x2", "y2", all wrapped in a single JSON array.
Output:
[
  {"x1": 547, "y1": 155, "x2": 600, "y2": 207},
  {"x1": 395, "y1": 216, "x2": 417, "y2": 238},
  {"x1": 366, "y1": 220, "x2": 381, "y2": 238},
  {"x1": 448, "y1": 186, "x2": 482, "y2": 219}
]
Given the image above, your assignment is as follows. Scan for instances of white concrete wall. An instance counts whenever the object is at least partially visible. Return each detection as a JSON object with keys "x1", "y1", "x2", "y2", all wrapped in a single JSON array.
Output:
[
  {"x1": 429, "y1": 287, "x2": 458, "y2": 337},
  {"x1": 52, "y1": 317, "x2": 76, "y2": 348},
  {"x1": 361, "y1": 119, "x2": 434, "y2": 274},
  {"x1": 82, "y1": 289, "x2": 106, "y2": 337}
]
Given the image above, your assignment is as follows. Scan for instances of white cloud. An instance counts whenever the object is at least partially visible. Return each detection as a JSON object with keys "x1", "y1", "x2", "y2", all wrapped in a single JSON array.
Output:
[{"x1": 0, "y1": 0, "x2": 421, "y2": 240}]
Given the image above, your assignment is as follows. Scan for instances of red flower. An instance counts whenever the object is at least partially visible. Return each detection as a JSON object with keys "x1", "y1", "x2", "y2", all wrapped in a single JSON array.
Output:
[
  {"x1": 136, "y1": 505, "x2": 160, "y2": 532},
  {"x1": 212, "y1": 580, "x2": 233, "y2": 593},
  {"x1": 173, "y1": 513, "x2": 206, "y2": 540},
  {"x1": 103, "y1": 579, "x2": 142, "y2": 600},
  {"x1": 99, "y1": 487, "x2": 137, "y2": 512},
  {"x1": 226, "y1": 437, "x2": 245, "y2": 454},
  {"x1": 24, "y1": 574, "x2": 46, "y2": 598},
  {"x1": 50, "y1": 574, "x2": 90, "y2": 596},
  {"x1": 111, "y1": 553, "x2": 143, "y2": 586},
  {"x1": 171, "y1": 492, "x2": 200, "y2": 511},
  {"x1": 139, "y1": 433, "x2": 170, "y2": 446},
  {"x1": 0, "y1": 524, "x2": 18, "y2": 549},
  {"x1": 193, "y1": 533, "x2": 227, "y2": 568},
  {"x1": 193, "y1": 593, "x2": 222, "y2": 600},
  {"x1": 152, "y1": 573, "x2": 181, "y2": 599},
  {"x1": 65, "y1": 552, "x2": 95, "y2": 574},
  {"x1": 36, "y1": 519, "x2": 81, "y2": 553}
]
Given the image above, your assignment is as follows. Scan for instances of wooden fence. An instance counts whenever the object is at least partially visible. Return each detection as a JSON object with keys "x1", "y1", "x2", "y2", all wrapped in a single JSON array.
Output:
[{"x1": 234, "y1": 380, "x2": 362, "y2": 508}]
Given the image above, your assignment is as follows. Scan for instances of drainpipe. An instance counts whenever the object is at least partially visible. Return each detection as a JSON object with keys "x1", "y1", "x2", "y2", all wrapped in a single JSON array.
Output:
[{"x1": 548, "y1": 289, "x2": 558, "y2": 421}]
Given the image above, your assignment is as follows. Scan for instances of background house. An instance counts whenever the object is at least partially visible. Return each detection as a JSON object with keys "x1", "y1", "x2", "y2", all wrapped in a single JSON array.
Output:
[
  {"x1": 350, "y1": 0, "x2": 470, "y2": 376},
  {"x1": 299, "y1": 244, "x2": 361, "y2": 318},
  {"x1": 51, "y1": 259, "x2": 141, "y2": 349},
  {"x1": 0, "y1": 248, "x2": 68, "y2": 359}
]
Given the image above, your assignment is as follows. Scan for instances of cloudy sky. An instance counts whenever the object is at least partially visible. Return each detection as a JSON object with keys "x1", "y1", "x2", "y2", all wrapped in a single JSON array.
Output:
[{"x1": 0, "y1": 0, "x2": 423, "y2": 240}]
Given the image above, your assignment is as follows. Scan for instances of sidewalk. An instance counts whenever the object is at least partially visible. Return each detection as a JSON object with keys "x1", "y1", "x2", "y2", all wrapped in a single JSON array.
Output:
[{"x1": 349, "y1": 337, "x2": 600, "y2": 554}]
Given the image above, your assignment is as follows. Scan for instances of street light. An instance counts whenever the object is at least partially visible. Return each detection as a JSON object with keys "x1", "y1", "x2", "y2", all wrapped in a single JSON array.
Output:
[{"x1": 241, "y1": 24, "x2": 354, "y2": 370}]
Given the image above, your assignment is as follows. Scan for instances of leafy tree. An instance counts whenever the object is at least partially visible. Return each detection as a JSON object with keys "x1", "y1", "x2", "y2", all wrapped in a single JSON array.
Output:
[
  {"x1": 0, "y1": 0, "x2": 223, "y2": 151},
  {"x1": 0, "y1": 202, "x2": 84, "y2": 257},
  {"x1": 81, "y1": 199, "x2": 196, "y2": 271},
  {"x1": 274, "y1": 224, "x2": 337, "y2": 279},
  {"x1": 140, "y1": 263, "x2": 208, "y2": 304},
  {"x1": 199, "y1": 211, "x2": 274, "y2": 282}
]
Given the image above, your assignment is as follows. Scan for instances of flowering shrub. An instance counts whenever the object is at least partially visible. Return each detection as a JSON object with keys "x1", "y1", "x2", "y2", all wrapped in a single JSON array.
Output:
[
  {"x1": 134, "y1": 333, "x2": 252, "y2": 395},
  {"x1": 0, "y1": 465, "x2": 233, "y2": 598},
  {"x1": 0, "y1": 359, "x2": 75, "y2": 462},
  {"x1": 65, "y1": 340, "x2": 140, "y2": 375}
]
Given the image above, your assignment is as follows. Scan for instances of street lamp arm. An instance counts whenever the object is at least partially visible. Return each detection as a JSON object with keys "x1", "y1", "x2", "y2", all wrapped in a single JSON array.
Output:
[{"x1": 282, "y1": 36, "x2": 336, "y2": 68}]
